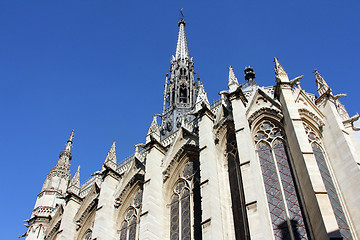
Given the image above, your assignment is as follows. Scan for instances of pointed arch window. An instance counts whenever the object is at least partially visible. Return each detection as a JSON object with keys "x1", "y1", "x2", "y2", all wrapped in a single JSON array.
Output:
[
  {"x1": 119, "y1": 188, "x2": 143, "y2": 240},
  {"x1": 255, "y1": 121, "x2": 309, "y2": 240},
  {"x1": 179, "y1": 84, "x2": 188, "y2": 103},
  {"x1": 303, "y1": 123, "x2": 353, "y2": 240},
  {"x1": 226, "y1": 131, "x2": 249, "y2": 239},
  {"x1": 169, "y1": 161, "x2": 201, "y2": 240}
]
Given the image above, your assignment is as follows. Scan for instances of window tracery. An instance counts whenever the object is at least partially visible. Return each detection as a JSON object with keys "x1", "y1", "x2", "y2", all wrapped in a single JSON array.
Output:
[
  {"x1": 303, "y1": 123, "x2": 353, "y2": 240},
  {"x1": 169, "y1": 162, "x2": 193, "y2": 240},
  {"x1": 119, "y1": 188, "x2": 143, "y2": 240},
  {"x1": 254, "y1": 121, "x2": 309, "y2": 240}
]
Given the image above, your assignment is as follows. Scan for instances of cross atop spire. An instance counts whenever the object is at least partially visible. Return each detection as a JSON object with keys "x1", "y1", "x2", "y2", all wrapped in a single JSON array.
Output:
[{"x1": 175, "y1": 13, "x2": 189, "y2": 61}]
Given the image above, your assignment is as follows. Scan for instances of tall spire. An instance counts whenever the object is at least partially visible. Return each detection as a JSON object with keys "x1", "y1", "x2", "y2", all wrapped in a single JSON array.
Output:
[
  {"x1": 228, "y1": 65, "x2": 239, "y2": 92},
  {"x1": 175, "y1": 17, "x2": 189, "y2": 61},
  {"x1": 160, "y1": 16, "x2": 196, "y2": 140},
  {"x1": 274, "y1": 57, "x2": 289, "y2": 82},
  {"x1": 314, "y1": 69, "x2": 331, "y2": 96}
]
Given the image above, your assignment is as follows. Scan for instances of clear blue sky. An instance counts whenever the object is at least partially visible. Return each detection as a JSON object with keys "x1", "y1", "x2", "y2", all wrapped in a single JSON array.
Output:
[{"x1": 1, "y1": 1, "x2": 360, "y2": 238}]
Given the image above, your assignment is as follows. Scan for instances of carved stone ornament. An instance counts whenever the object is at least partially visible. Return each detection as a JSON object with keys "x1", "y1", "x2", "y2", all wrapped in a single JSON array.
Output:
[
  {"x1": 298, "y1": 108, "x2": 325, "y2": 129},
  {"x1": 248, "y1": 107, "x2": 283, "y2": 127}
]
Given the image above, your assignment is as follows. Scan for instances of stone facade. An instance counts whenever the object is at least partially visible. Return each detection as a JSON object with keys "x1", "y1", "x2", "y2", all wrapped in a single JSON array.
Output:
[{"x1": 22, "y1": 18, "x2": 360, "y2": 240}]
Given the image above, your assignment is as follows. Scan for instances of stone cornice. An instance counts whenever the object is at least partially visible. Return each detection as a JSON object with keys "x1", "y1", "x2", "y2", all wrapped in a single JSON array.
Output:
[
  {"x1": 101, "y1": 163, "x2": 122, "y2": 181},
  {"x1": 65, "y1": 191, "x2": 83, "y2": 204},
  {"x1": 145, "y1": 134, "x2": 167, "y2": 155},
  {"x1": 274, "y1": 81, "x2": 292, "y2": 100},
  {"x1": 195, "y1": 102, "x2": 215, "y2": 121},
  {"x1": 227, "y1": 86, "x2": 248, "y2": 104},
  {"x1": 315, "y1": 88, "x2": 333, "y2": 105}
]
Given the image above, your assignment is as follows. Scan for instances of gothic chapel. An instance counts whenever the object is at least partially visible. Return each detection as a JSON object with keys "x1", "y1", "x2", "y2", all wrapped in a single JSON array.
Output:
[{"x1": 23, "y1": 17, "x2": 360, "y2": 240}]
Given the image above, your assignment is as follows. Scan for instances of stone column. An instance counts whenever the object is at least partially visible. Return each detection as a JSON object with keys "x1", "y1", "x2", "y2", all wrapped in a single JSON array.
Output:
[
  {"x1": 138, "y1": 140, "x2": 165, "y2": 239},
  {"x1": 277, "y1": 83, "x2": 334, "y2": 239},
  {"x1": 57, "y1": 195, "x2": 81, "y2": 240},
  {"x1": 197, "y1": 108, "x2": 226, "y2": 240},
  {"x1": 92, "y1": 170, "x2": 119, "y2": 240},
  {"x1": 228, "y1": 89, "x2": 274, "y2": 240},
  {"x1": 318, "y1": 97, "x2": 360, "y2": 237}
]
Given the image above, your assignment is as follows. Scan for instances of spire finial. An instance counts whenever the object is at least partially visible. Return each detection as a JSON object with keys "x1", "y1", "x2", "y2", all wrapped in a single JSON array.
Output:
[
  {"x1": 65, "y1": 130, "x2": 74, "y2": 151},
  {"x1": 274, "y1": 57, "x2": 289, "y2": 82},
  {"x1": 175, "y1": 11, "x2": 189, "y2": 60},
  {"x1": 313, "y1": 69, "x2": 331, "y2": 95},
  {"x1": 228, "y1": 65, "x2": 239, "y2": 92}
]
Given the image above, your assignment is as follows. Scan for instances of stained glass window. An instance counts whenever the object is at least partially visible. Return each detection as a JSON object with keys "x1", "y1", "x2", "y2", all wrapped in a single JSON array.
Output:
[
  {"x1": 119, "y1": 188, "x2": 143, "y2": 240},
  {"x1": 170, "y1": 161, "x2": 197, "y2": 240},
  {"x1": 226, "y1": 132, "x2": 250, "y2": 239},
  {"x1": 303, "y1": 123, "x2": 353, "y2": 240},
  {"x1": 255, "y1": 121, "x2": 309, "y2": 240}
]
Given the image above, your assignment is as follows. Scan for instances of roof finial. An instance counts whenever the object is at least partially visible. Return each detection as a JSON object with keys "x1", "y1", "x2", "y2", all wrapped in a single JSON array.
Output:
[
  {"x1": 313, "y1": 69, "x2": 331, "y2": 96},
  {"x1": 104, "y1": 141, "x2": 117, "y2": 164},
  {"x1": 180, "y1": 8, "x2": 184, "y2": 19},
  {"x1": 228, "y1": 65, "x2": 239, "y2": 92},
  {"x1": 194, "y1": 81, "x2": 210, "y2": 112},
  {"x1": 146, "y1": 115, "x2": 160, "y2": 144},
  {"x1": 68, "y1": 165, "x2": 81, "y2": 194},
  {"x1": 274, "y1": 58, "x2": 289, "y2": 82}
]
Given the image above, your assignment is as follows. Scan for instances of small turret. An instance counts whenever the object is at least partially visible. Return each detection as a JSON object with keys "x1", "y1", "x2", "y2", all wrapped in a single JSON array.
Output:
[
  {"x1": 244, "y1": 66, "x2": 256, "y2": 81},
  {"x1": 25, "y1": 130, "x2": 75, "y2": 239}
]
